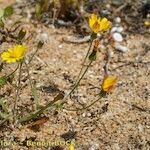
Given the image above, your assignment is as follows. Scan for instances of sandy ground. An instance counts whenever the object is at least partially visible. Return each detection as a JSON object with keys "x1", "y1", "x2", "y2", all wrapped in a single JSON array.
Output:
[{"x1": 0, "y1": 0, "x2": 150, "y2": 150}]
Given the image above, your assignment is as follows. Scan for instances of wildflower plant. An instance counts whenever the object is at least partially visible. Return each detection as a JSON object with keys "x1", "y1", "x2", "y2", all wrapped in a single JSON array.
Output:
[
  {"x1": 51, "y1": 13, "x2": 118, "y2": 112},
  {"x1": 0, "y1": 11, "x2": 118, "y2": 125},
  {"x1": 62, "y1": 14, "x2": 112, "y2": 103},
  {"x1": 0, "y1": 42, "x2": 44, "y2": 123}
]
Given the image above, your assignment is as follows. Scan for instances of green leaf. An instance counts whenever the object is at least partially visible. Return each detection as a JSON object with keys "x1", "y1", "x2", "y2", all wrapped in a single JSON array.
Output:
[
  {"x1": 0, "y1": 19, "x2": 4, "y2": 28},
  {"x1": 17, "y1": 29, "x2": 26, "y2": 42},
  {"x1": 0, "y1": 9, "x2": 4, "y2": 18},
  {"x1": 0, "y1": 76, "x2": 7, "y2": 87},
  {"x1": 0, "y1": 112, "x2": 9, "y2": 119},
  {"x1": 35, "y1": 2, "x2": 42, "y2": 18},
  {"x1": 18, "y1": 92, "x2": 64, "y2": 123},
  {"x1": 4, "y1": 6, "x2": 13, "y2": 18}
]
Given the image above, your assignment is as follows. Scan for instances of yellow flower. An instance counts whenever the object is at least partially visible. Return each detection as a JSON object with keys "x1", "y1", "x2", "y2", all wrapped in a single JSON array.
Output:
[
  {"x1": 102, "y1": 76, "x2": 117, "y2": 92},
  {"x1": 1, "y1": 45, "x2": 27, "y2": 63},
  {"x1": 89, "y1": 14, "x2": 111, "y2": 33}
]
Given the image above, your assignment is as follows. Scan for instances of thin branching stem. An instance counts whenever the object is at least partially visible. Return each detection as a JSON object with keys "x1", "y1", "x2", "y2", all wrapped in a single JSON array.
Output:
[
  {"x1": 75, "y1": 39, "x2": 93, "y2": 83},
  {"x1": 28, "y1": 48, "x2": 40, "y2": 64},
  {"x1": 24, "y1": 61, "x2": 39, "y2": 109},
  {"x1": 7, "y1": 63, "x2": 19, "y2": 78},
  {"x1": 13, "y1": 61, "x2": 23, "y2": 120},
  {"x1": 63, "y1": 95, "x2": 103, "y2": 111},
  {"x1": 63, "y1": 60, "x2": 93, "y2": 101},
  {"x1": 18, "y1": 96, "x2": 61, "y2": 123},
  {"x1": 24, "y1": 61, "x2": 33, "y2": 89},
  {"x1": 62, "y1": 39, "x2": 93, "y2": 101}
]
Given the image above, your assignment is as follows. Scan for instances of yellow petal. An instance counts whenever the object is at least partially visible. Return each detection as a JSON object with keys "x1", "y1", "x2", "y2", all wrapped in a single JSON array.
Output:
[
  {"x1": 92, "y1": 21, "x2": 101, "y2": 33},
  {"x1": 89, "y1": 14, "x2": 101, "y2": 33},
  {"x1": 100, "y1": 18, "x2": 111, "y2": 31},
  {"x1": 89, "y1": 14, "x2": 97, "y2": 28}
]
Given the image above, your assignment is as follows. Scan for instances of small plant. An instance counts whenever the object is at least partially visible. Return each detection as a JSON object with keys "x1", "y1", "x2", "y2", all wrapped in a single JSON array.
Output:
[
  {"x1": 0, "y1": 12, "x2": 117, "y2": 124},
  {"x1": 0, "y1": 5, "x2": 13, "y2": 28}
]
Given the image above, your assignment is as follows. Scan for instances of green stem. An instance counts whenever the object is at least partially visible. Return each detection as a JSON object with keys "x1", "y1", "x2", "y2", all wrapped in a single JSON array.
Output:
[
  {"x1": 63, "y1": 60, "x2": 93, "y2": 101},
  {"x1": 64, "y1": 95, "x2": 102, "y2": 111},
  {"x1": 18, "y1": 95, "x2": 61, "y2": 123},
  {"x1": 28, "y1": 48, "x2": 40, "y2": 64},
  {"x1": 13, "y1": 61, "x2": 23, "y2": 120},
  {"x1": 75, "y1": 40, "x2": 93, "y2": 83},
  {"x1": 24, "y1": 61, "x2": 33, "y2": 89},
  {"x1": 75, "y1": 40, "x2": 93, "y2": 102},
  {"x1": 18, "y1": 60, "x2": 93, "y2": 123},
  {"x1": 24, "y1": 61, "x2": 39, "y2": 109},
  {"x1": 6, "y1": 64, "x2": 19, "y2": 78}
]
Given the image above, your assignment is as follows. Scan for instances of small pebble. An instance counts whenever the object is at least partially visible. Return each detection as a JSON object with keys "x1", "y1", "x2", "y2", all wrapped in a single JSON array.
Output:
[
  {"x1": 58, "y1": 44, "x2": 63, "y2": 49},
  {"x1": 111, "y1": 26, "x2": 123, "y2": 33},
  {"x1": 114, "y1": 43, "x2": 129, "y2": 52},
  {"x1": 117, "y1": 26, "x2": 124, "y2": 33},
  {"x1": 112, "y1": 32, "x2": 123, "y2": 42},
  {"x1": 115, "y1": 17, "x2": 121, "y2": 23},
  {"x1": 38, "y1": 33, "x2": 48, "y2": 42},
  {"x1": 87, "y1": 113, "x2": 91, "y2": 117},
  {"x1": 82, "y1": 113, "x2": 86, "y2": 117},
  {"x1": 111, "y1": 27, "x2": 118, "y2": 33}
]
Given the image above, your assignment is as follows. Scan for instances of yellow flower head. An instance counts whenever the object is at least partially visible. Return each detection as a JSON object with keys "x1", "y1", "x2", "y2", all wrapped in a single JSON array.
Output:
[
  {"x1": 102, "y1": 76, "x2": 117, "y2": 92},
  {"x1": 1, "y1": 45, "x2": 27, "y2": 63},
  {"x1": 89, "y1": 13, "x2": 111, "y2": 33}
]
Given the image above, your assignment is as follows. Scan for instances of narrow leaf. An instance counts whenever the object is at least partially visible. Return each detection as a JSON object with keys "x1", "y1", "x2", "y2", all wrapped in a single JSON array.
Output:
[
  {"x1": 35, "y1": 2, "x2": 42, "y2": 18},
  {"x1": 0, "y1": 9, "x2": 4, "y2": 18}
]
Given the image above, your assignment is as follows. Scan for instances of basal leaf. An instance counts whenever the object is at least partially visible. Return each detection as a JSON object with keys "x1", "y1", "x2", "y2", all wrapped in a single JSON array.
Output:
[{"x1": 4, "y1": 6, "x2": 13, "y2": 18}]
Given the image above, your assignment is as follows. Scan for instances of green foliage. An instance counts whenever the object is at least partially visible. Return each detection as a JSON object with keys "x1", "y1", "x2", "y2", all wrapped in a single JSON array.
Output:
[
  {"x1": 4, "y1": 6, "x2": 13, "y2": 18},
  {"x1": 35, "y1": 2, "x2": 42, "y2": 18},
  {"x1": 0, "y1": 5, "x2": 13, "y2": 28},
  {"x1": 0, "y1": 76, "x2": 7, "y2": 88},
  {"x1": 0, "y1": 19, "x2": 4, "y2": 28},
  {"x1": 0, "y1": 74, "x2": 14, "y2": 88},
  {"x1": 35, "y1": 0, "x2": 49, "y2": 18},
  {"x1": 0, "y1": 9, "x2": 4, "y2": 18}
]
